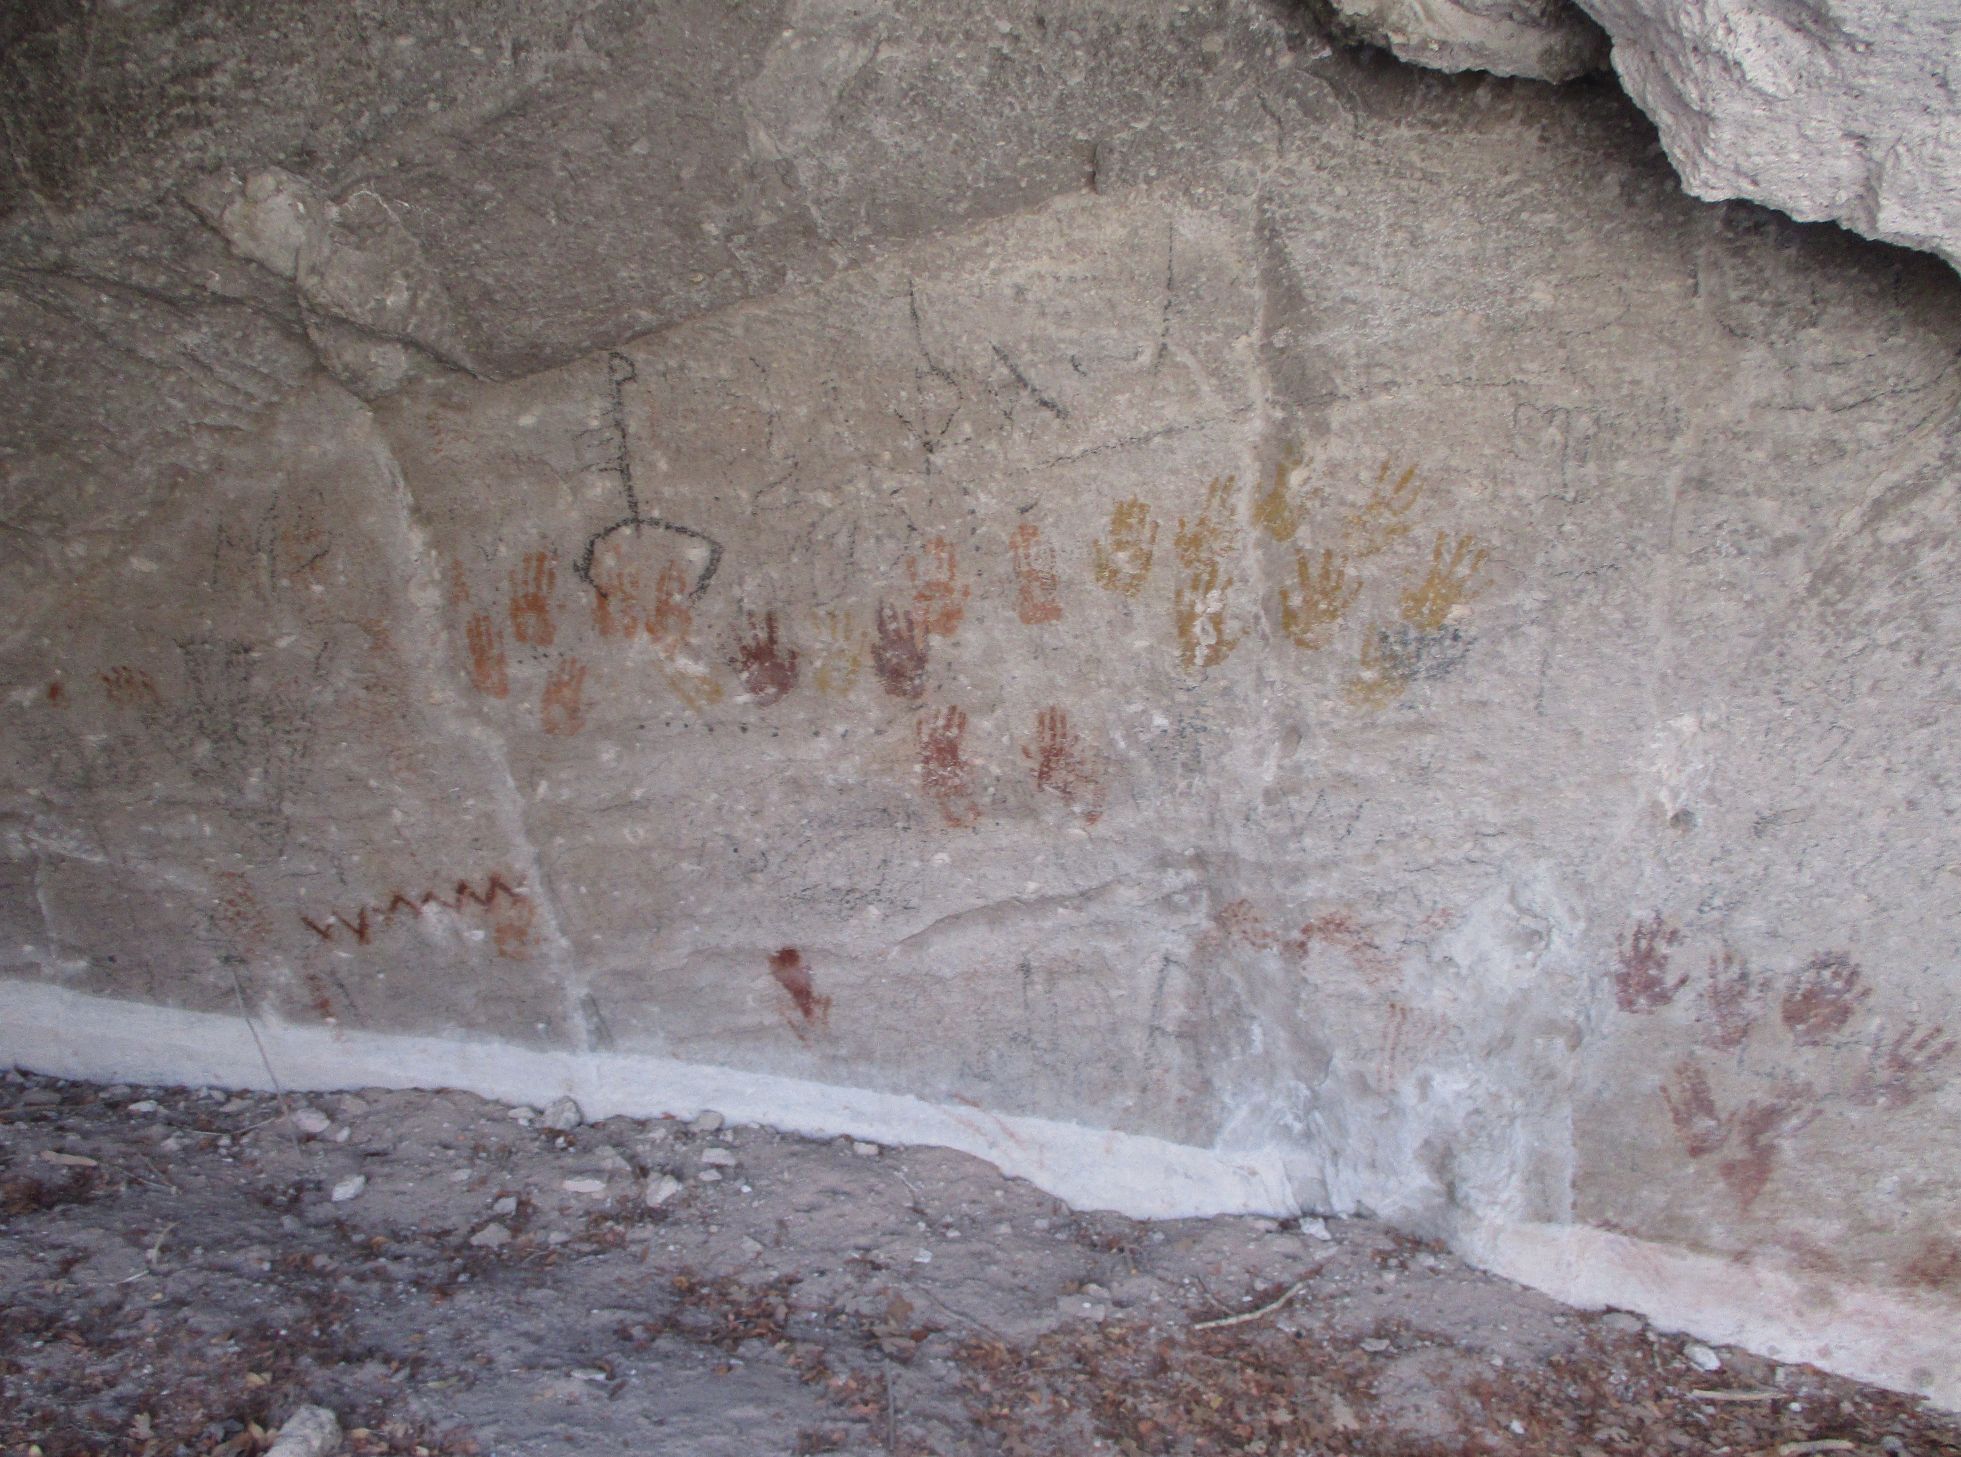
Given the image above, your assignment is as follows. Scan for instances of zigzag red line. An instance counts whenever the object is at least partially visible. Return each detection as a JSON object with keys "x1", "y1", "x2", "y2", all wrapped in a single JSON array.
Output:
[{"x1": 299, "y1": 874, "x2": 524, "y2": 944}]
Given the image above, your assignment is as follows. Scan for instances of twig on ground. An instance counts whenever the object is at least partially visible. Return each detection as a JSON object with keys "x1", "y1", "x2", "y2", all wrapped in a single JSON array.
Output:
[{"x1": 1192, "y1": 1277, "x2": 1311, "y2": 1331}]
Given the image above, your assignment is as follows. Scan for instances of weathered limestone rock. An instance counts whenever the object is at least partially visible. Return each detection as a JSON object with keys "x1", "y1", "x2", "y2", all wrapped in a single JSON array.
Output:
[
  {"x1": 1577, "y1": 0, "x2": 1961, "y2": 272},
  {"x1": 2, "y1": 0, "x2": 1959, "y2": 1412},
  {"x1": 1310, "y1": 0, "x2": 1608, "y2": 81}
]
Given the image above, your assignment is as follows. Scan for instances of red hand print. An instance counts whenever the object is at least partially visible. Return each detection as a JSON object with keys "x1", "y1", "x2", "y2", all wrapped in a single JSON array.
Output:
[
  {"x1": 730, "y1": 610, "x2": 800, "y2": 705},
  {"x1": 1022, "y1": 706, "x2": 1105, "y2": 823},
  {"x1": 915, "y1": 705, "x2": 980, "y2": 828},
  {"x1": 871, "y1": 601, "x2": 930, "y2": 700},
  {"x1": 540, "y1": 658, "x2": 588, "y2": 736},
  {"x1": 1009, "y1": 524, "x2": 1063, "y2": 626}
]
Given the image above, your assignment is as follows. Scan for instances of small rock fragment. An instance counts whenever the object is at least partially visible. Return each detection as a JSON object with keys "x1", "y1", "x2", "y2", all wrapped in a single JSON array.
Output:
[
  {"x1": 700, "y1": 1147, "x2": 738, "y2": 1167},
  {"x1": 644, "y1": 1173, "x2": 683, "y2": 1207},
  {"x1": 38, "y1": 1150, "x2": 98, "y2": 1168},
  {"x1": 1297, "y1": 1216, "x2": 1334, "y2": 1242},
  {"x1": 541, "y1": 1095, "x2": 584, "y2": 1131},
  {"x1": 1601, "y1": 1311, "x2": 1644, "y2": 1334},
  {"x1": 330, "y1": 1174, "x2": 367, "y2": 1202},
  {"x1": 562, "y1": 1177, "x2": 607, "y2": 1195},
  {"x1": 851, "y1": 1140, "x2": 880, "y2": 1157},
  {"x1": 265, "y1": 1404, "x2": 340, "y2": 1457},
  {"x1": 698, "y1": 1169, "x2": 723, "y2": 1183},
  {"x1": 1683, "y1": 1341, "x2": 1722, "y2": 1372},
  {"x1": 289, "y1": 1107, "x2": 332, "y2": 1136},
  {"x1": 469, "y1": 1221, "x2": 512, "y2": 1248},
  {"x1": 689, "y1": 1110, "x2": 725, "y2": 1133},
  {"x1": 1360, "y1": 1337, "x2": 1392, "y2": 1353},
  {"x1": 492, "y1": 1195, "x2": 519, "y2": 1216},
  {"x1": 509, "y1": 1105, "x2": 539, "y2": 1123},
  {"x1": 127, "y1": 1099, "x2": 160, "y2": 1114}
]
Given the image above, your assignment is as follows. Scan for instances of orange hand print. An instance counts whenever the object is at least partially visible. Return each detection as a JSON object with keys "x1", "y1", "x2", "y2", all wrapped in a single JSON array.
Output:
[
  {"x1": 1278, "y1": 547, "x2": 1360, "y2": 650},
  {"x1": 648, "y1": 561, "x2": 694, "y2": 653},
  {"x1": 730, "y1": 610, "x2": 800, "y2": 706},
  {"x1": 915, "y1": 705, "x2": 980, "y2": 828},
  {"x1": 509, "y1": 551, "x2": 558, "y2": 647},
  {"x1": 1091, "y1": 498, "x2": 1158, "y2": 598},
  {"x1": 465, "y1": 612, "x2": 510, "y2": 698},
  {"x1": 1009, "y1": 524, "x2": 1064, "y2": 626},
  {"x1": 1022, "y1": 707, "x2": 1105, "y2": 824},
  {"x1": 908, "y1": 537, "x2": 968, "y2": 637},
  {"x1": 540, "y1": 658, "x2": 587, "y2": 736},
  {"x1": 589, "y1": 538, "x2": 651, "y2": 639},
  {"x1": 871, "y1": 601, "x2": 930, "y2": 700}
]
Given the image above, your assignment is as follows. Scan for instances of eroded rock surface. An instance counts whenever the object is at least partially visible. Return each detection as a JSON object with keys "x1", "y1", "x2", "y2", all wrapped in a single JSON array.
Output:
[
  {"x1": 1, "y1": 0, "x2": 1958, "y2": 1411},
  {"x1": 1311, "y1": 0, "x2": 1608, "y2": 81},
  {"x1": 1576, "y1": 0, "x2": 1961, "y2": 272}
]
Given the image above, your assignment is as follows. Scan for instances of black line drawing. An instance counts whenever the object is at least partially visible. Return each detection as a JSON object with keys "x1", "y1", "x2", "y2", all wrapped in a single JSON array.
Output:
[{"x1": 573, "y1": 351, "x2": 724, "y2": 601}]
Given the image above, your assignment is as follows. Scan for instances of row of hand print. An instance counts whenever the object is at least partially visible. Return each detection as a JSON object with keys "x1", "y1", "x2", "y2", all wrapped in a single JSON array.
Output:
[
  {"x1": 1086, "y1": 452, "x2": 1492, "y2": 700},
  {"x1": 1610, "y1": 910, "x2": 1955, "y2": 1210}
]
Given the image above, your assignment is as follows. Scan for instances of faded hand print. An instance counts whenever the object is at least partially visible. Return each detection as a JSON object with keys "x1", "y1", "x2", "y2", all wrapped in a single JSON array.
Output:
[
  {"x1": 540, "y1": 658, "x2": 588, "y2": 736},
  {"x1": 1090, "y1": 498, "x2": 1159, "y2": 598},
  {"x1": 1023, "y1": 706, "x2": 1106, "y2": 823},
  {"x1": 1279, "y1": 547, "x2": 1360, "y2": 650},
  {"x1": 509, "y1": 551, "x2": 557, "y2": 647},
  {"x1": 908, "y1": 537, "x2": 969, "y2": 637},
  {"x1": 1009, "y1": 524, "x2": 1064, "y2": 626},
  {"x1": 465, "y1": 612, "x2": 509, "y2": 698}
]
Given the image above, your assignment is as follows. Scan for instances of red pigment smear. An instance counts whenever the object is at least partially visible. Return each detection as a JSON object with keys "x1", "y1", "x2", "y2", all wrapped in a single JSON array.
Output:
[{"x1": 769, "y1": 947, "x2": 830, "y2": 1025}]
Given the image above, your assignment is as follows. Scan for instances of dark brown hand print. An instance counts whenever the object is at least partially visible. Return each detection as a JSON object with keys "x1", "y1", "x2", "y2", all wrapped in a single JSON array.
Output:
[
  {"x1": 465, "y1": 612, "x2": 509, "y2": 698},
  {"x1": 730, "y1": 611, "x2": 800, "y2": 706},
  {"x1": 1022, "y1": 706, "x2": 1105, "y2": 823},
  {"x1": 1781, "y1": 951, "x2": 1870, "y2": 1045},
  {"x1": 915, "y1": 705, "x2": 980, "y2": 828},
  {"x1": 1661, "y1": 1059, "x2": 1817, "y2": 1210},
  {"x1": 1009, "y1": 524, "x2": 1063, "y2": 626},
  {"x1": 1613, "y1": 912, "x2": 1686, "y2": 1013},
  {"x1": 509, "y1": 550, "x2": 557, "y2": 647},
  {"x1": 871, "y1": 600, "x2": 930, "y2": 700}
]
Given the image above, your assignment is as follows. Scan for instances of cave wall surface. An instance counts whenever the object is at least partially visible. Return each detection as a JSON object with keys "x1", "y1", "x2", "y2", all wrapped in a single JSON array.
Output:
[{"x1": 2, "y1": 0, "x2": 1958, "y2": 1408}]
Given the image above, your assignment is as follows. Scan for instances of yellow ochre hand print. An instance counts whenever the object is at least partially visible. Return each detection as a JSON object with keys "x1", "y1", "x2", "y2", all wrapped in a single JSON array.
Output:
[
  {"x1": 1342, "y1": 459, "x2": 1423, "y2": 559},
  {"x1": 807, "y1": 609, "x2": 867, "y2": 697},
  {"x1": 1175, "y1": 557, "x2": 1240, "y2": 671},
  {"x1": 1253, "y1": 445, "x2": 1312, "y2": 542},
  {"x1": 1090, "y1": 498, "x2": 1159, "y2": 598},
  {"x1": 1399, "y1": 531, "x2": 1488, "y2": 631},
  {"x1": 1278, "y1": 547, "x2": 1360, "y2": 650},
  {"x1": 1173, "y1": 474, "x2": 1237, "y2": 570},
  {"x1": 1172, "y1": 475, "x2": 1242, "y2": 672}
]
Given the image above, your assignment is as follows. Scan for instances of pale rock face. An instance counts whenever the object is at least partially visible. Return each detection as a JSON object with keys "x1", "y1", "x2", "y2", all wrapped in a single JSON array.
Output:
[
  {"x1": 1577, "y1": 0, "x2": 1961, "y2": 272},
  {"x1": 2, "y1": 0, "x2": 1960, "y2": 1413},
  {"x1": 1311, "y1": 0, "x2": 1609, "y2": 81}
]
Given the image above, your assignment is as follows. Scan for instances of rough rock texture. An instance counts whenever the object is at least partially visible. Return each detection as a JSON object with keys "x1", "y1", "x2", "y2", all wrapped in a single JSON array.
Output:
[
  {"x1": 1, "y1": 0, "x2": 1959, "y2": 1410},
  {"x1": 1310, "y1": 0, "x2": 1608, "y2": 82},
  {"x1": 1576, "y1": 0, "x2": 1961, "y2": 272}
]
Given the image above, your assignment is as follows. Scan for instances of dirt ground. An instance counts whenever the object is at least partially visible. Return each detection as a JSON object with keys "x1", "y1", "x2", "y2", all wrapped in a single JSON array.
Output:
[{"x1": 3, "y1": 1068, "x2": 1957, "y2": 1457}]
